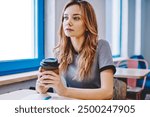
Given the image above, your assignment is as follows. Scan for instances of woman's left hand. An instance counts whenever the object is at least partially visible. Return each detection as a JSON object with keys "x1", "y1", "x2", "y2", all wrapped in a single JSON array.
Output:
[{"x1": 40, "y1": 71, "x2": 67, "y2": 96}]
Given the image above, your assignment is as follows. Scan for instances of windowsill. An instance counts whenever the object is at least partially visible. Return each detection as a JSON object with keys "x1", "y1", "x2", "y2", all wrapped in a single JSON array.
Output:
[
  {"x1": 0, "y1": 71, "x2": 38, "y2": 86},
  {"x1": 0, "y1": 57, "x2": 128, "y2": 86}
]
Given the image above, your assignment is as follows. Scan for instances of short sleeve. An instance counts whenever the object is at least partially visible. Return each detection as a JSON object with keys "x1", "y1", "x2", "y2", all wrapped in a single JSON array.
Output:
[{"x1": 98, "y1": 39, "x2": 116, "y2": 74}]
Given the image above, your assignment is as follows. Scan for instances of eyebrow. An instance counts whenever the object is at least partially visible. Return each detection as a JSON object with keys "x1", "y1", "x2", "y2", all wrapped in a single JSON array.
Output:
[{"x1": 63, "y1": 14, "x2": 81, "y2": 16}]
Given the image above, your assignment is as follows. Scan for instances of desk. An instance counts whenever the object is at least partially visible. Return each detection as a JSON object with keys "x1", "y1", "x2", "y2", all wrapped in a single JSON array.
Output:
[
  {"x1": 113, "y1": 68, "x2": 150, "y2": 100},
  {"x1": 0, "y1": 89, "x2": 74, "y2": 100},
  {"x1": 114, "y1": 68, "x2": 150, "y2": 79}
]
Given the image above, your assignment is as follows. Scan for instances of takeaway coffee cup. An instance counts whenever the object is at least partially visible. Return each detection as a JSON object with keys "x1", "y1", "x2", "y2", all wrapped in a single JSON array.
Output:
[{"x1": 40, "y1": 58, "x2": 59, "y2": 74}]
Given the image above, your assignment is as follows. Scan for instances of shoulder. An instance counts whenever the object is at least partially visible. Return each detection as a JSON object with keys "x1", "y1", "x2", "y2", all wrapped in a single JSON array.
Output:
[{"x1": 97, "y1": 39, "x2": 110, "y2": 49}]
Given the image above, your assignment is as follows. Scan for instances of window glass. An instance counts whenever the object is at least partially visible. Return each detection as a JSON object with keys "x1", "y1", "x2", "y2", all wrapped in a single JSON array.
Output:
[
  {"x1": 111, "y1": 0, "x2": 121, "y2": 57},
  {"x1": 0, "y1": 0, "x2": 44, "y2": 75},
  {"x1": 0, "y1": 0, "x2": 35, "y2": 61}
]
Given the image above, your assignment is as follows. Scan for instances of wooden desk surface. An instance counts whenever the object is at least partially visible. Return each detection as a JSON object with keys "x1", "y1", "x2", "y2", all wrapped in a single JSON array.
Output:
[
  {"x1": 0, "y1": 89, "x2": 74, "y2": 100},
  {"x1": 114, "y1": 68, "x2": 150, "y2": 79}
]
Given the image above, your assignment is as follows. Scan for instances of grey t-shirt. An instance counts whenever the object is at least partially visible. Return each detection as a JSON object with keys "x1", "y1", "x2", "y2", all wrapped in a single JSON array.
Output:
[{"x1": 62, "y1": 39, "x2": 116, "y2": 89}]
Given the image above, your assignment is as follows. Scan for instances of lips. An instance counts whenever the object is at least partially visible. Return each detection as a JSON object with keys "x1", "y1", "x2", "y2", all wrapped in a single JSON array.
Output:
[{"x1": 66, "y1": 28, "x2": 74, "y2": 31}]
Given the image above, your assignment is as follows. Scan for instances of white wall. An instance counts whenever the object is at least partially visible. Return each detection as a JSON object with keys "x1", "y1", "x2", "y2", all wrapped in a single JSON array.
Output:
[
  {"x1": 141, "y1": 0, "x2": 150, "y2": 65},
  {"x1": 45, "y1": 0, "x2": 56, "y2": 58},
  {"x1": 127, "y1": 0, "x2": 150, "y2": 65},
  {"x1": 87, "y1": 0, "x2": 106, "y2": 40}
]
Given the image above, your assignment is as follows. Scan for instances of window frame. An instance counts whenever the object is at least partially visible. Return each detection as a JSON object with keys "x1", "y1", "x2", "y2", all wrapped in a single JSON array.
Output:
[{"x1": 0, "y1": 0, "x2": 44, "y2": 76}]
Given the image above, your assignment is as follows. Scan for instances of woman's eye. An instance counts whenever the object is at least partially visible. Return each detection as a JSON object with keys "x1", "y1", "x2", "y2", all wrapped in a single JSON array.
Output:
[
  {"x1": 73, "y1": 17, "x2": 80, "y2": 21},
  {"x1": 63, "y1": 16, "x2": 68, "y2": 21}
]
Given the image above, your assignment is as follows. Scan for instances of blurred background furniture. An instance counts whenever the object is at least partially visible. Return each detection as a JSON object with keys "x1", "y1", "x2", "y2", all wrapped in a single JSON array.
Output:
[
  {"x1": 116, "y1": 58, "x2": 149, "y2": 100},
  {"x1": 130, "y1": 55, "x2": 150, "y2": 99},
  {"x1": 113, "y1": 79, "x2": 127, "y2": 100}
]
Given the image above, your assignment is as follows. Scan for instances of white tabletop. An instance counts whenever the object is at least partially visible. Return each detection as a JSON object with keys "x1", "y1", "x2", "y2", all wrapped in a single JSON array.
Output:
[
  {"x1": 114, "y1": 68, "x2": 150, "y2": 79},
  {"x1": 0, "y1": 89, "x2": 75, "y2": 100}
]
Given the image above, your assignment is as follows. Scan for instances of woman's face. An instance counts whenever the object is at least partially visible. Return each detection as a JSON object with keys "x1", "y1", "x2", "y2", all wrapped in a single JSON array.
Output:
[{"x1": 63, "y1": 5, "x2": 86, "y2": 39}]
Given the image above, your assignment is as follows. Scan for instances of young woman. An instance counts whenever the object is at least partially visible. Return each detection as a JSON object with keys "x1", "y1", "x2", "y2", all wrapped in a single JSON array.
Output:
[{"x1": 36, "y1": 0, "x2": 116, "y2": 100}]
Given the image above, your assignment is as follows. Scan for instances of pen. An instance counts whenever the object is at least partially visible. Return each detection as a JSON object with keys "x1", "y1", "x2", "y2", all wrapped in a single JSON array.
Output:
[{"x1": 44, "y1": 96, "x2": 51, "y2": 100}]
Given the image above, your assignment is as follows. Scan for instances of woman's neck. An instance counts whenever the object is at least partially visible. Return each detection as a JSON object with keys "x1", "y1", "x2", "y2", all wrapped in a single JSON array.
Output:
[{"x1": 70, "y1": 36, "x2": 84, "y2": 53}]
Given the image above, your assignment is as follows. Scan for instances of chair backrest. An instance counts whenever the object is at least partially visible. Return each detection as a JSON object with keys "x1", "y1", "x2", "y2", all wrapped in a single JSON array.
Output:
[
  {"x1": 116, "y1": 59, "x2": 149, "y2": 89},
  {"x1": 130, "y1": 55, "x2": 146, "y2": 69}
]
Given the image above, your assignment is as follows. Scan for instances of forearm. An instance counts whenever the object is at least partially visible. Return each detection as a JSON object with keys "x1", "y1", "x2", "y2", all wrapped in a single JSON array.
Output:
[
  {"x1": 61, "y1": 69, "x2": 114, "y2": 100},
  {"x1": 63, "y1": 87, "x2": 113, "y2": 100}
]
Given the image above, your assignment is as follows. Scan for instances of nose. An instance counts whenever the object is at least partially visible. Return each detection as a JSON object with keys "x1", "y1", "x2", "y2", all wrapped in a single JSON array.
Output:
[{"x1": 66, "y1": 18, "x2": 73, "y2": 26}]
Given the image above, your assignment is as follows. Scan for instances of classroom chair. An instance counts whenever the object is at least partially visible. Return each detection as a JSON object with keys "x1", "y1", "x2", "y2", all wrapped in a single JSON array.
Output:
[
  {"x1": 113, "y1": 79, "x2": 127, "y2": 100},
  {"x1": 116, "y1": 59, "x2": 149, "y2": 100}
]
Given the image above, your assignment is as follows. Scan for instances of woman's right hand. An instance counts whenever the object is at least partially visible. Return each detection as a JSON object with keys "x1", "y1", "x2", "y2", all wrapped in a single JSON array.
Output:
[{"x1": 36, "y1": 67, "x2": 49, "y2": 94}]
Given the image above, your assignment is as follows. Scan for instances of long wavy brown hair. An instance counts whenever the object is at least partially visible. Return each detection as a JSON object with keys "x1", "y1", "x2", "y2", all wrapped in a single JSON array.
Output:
[{"x1": 54, "y1": 0, "x2": 98, "y2": 81}]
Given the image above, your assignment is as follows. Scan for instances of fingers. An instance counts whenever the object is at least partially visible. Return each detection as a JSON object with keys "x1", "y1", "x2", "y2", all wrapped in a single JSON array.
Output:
[
  {"x1": 40, "y1": 75, "x2": 58, "y2": 81},
  {"x1": 38, "y1": 75, "x2": 58, "y2": 84},
  {"x1": 36, "y1": 79, "x2": 45, "y2": 87},
  {"x1": 37, "y1": 79, "x2": 54, "y2": 89},
  {"x1": 37, "y1": 68, "x2": 59, "y2": 79},
  {"x1": 41, "y1": 79, "x2": 55, "y2": 84},
  {"x1": 37, "y1": 72, "x2": 42, "y2": 79},
  {"x1": 37, "y1": 78, "x2": 53, "y2": 88},
  {"x1": 39, "y1": 67, "x2": 41, "y2": 71},
  {"x1": 36, "y1": 69, "x2": 60, "y2": 90},
  {"x1": 41, "y1": 71, "x2": 58, "y2": 77},
  {"x1": 45, "y1": 84, "x2": 54, "y2": 88}
]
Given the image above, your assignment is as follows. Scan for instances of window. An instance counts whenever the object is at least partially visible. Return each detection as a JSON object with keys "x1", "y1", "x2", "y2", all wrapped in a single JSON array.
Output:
[
  {"x1": 134, "y1": 0, "x2": 142, "y2": 54},
  {"x1": 0, "y1": 0, "x2": 44, "y2": 75},
  {"x1": 106, "y1": 0, "x2": 122, "y2": 57},
  {"x1": 111, "y1": 0, "x2": 121, "y2": 57}
]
